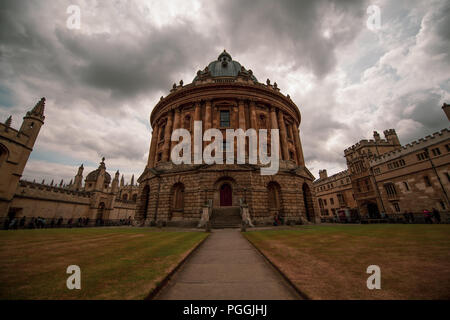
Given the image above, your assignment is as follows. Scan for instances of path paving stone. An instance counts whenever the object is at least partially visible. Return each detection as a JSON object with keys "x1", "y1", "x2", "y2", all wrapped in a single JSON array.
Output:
[{"x1": 155, "y1": 229, "x2": 300, "y2": 300}]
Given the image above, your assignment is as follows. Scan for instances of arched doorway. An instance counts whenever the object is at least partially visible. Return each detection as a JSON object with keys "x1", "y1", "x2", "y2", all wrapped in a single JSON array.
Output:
[
  {"x1": 220, "y1": 183, "x2": 232, "y2": 207},
  {"x1": 367, "y1": 202, "x2": 380, "y2": 219},
  {"x1": 140, "y1": 185, "x2": 150, "y2": 221},
  {"x1": 97, "y1": 202, "x2": 105, "y2": 225},
  {"x1": 170, "y1": 183, "x2": 185, "y2": 220},
  {"x1": 302, "y1": 183, "x2": 315, "y2": 222}
]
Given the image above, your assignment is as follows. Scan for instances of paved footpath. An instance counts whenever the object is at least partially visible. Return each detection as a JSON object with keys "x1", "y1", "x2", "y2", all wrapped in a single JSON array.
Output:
[{"x1": 155, "y1": 229, "x2": 300, "y2": 300}]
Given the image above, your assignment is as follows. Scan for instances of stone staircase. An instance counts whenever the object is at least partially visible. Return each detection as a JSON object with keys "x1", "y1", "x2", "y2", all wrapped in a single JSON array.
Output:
[{"x1": 210, "y1": 207, "x2": 241, "y2": 229}]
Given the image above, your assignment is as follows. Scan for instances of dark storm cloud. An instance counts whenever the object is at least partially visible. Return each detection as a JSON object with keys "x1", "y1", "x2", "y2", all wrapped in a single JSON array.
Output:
[
  {"x1": 0, "y1": 0, "x2": 449, "y2": 181},
  {"x1": 214, "y1": 0, "x2": 370, "y2": 78}
]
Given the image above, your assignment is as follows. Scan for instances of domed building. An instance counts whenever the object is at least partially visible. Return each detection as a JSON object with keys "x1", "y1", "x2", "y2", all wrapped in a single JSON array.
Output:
[{"x1": 136, "y1": 51, "x2": 318, "y2": 227}]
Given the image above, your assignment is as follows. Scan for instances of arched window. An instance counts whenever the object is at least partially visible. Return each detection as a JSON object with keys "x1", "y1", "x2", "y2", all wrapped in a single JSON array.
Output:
[
  {"x1": 258, "y1": 114, "x2": 267, "y2": 128},
  {"x1": 184, "y1": 115, "x2": 191, "y2": 131},
  {"x1": 267, "y1": 182, "x2": 281, "y2": 210},
  {"x1": 122, "y1": 194, "x2": 128, "y2": 201},
  {"x1": 132, "y1": 194, "x2": 137, "y2": 202}
]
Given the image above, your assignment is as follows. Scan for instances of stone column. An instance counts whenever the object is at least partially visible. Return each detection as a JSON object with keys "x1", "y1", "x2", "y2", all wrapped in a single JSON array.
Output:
[
  {"x1": 269, "y1": 106, "x2": 281, "y2": 159},
  {"x1": 162, "y1": 110, "x2": 174, "y2": 162},
  {"x1": 238, "y1": 100, "x2": 246, "y2": 130},
  {"x1": 212, "y1": 104, "x2": 219, "y2": 128},
  {"x1": 277, "y1": 111, "x2": 289, "y2": 161},
  {"x1": 293, "y1": 122, "x2": 305, "y2": 166},
  {"x1": 193, "y1": 102, "x2": 202, "y2": 163},
  {"x1": 249, "y1": 101, "x2": 258, "y2": 158},
  {"x1": 269, "y1": 106, "x2": 278, "y2": 130},
  {"x1": 194, "y1": 101, "x2": 202, "y2": 122},
  {"x1": 148, "y1": 122, "x2": 159, "y2": 168},
  {"x1": 204, "y1": 100, "x2": 212, "y2": 129},
  {"x1": 249, "y1": 101, "x2": 257, "y2": 130},
  {"x1": 171, "y1": 109, "x2": 181, "y2": 152},
  {"x1": 204, "y1": 100, "x2": 212, "y2": 150}
]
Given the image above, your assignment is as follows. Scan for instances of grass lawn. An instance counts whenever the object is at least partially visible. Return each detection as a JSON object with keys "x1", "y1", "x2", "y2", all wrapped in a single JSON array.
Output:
[
  {"x1": 0, "y1": 227, "x2": 208, "y2": 300},
  {"x1": 244, "y1": 225, "x2": 450, "y2": 300}
]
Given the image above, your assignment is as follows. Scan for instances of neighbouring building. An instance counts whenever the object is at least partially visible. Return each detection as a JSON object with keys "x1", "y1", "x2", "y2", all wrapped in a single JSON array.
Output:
[
  {"x1": 0, "y1": 98, "x2": 138, "y2": 227},
  {"x1": 313, "y1": 169, "x2": 357, "y2": 221},
  {"x1": 136, "y1": 50, "x2": 319, "y2": 227},
  {"x1": 314, "y1": 103, "x2": 450, "y2": 220},
  {"x1": 370, "y1": 128, "x2": 450, "y2": 215}
]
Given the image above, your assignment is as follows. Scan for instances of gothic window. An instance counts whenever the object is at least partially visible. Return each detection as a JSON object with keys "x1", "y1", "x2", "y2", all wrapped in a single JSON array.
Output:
[
  {"x1": 220, "y1": 110, "x2": 230, "y2": 127},
  {"x1": 330, "y1": 198, "x2": 334, "y2": 205},
  {"x1": 416, "y1": 152, "x2": 428, "y2": 161},
  {"x1": 431, "y1": 148, "x2": 441, "y2": 156},
  {"x1": 384, "y1": 183, "x2": 397, "y2": 196},
  {"x1": 424, "y1": 176, "x2": 432, "y2": 187},
  {"x1": 157, "y1": 153, "x2": 162, "y2": 162},
  {"x1": 132, "y1": 194, "x2": 137, "y2": 202},
  {"x1": 123, "y1": 194, "x2": 128, "y2": 201},
  {"x1": 393, "y1": 202, "x2": 401, "y2": 212}
]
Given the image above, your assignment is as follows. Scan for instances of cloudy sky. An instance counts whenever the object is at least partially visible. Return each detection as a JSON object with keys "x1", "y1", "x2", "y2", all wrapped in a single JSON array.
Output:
[{"x1": 1, "y1": 0, "x2": 449, "y2": 184}]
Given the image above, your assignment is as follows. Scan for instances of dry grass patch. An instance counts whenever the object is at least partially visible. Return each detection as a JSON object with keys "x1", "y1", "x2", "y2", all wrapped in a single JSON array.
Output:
[
  {"x1": 244, "y1": 225, "x2": 450, "y2": 300},
  {"x1": 0, "y1": 228, "x2": 208, "y2": 300}
]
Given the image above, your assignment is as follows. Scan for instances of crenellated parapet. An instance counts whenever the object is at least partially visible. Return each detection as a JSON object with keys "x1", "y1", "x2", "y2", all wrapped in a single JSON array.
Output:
[
  {"x1": 369, "y1": 128, "x2": 450, "y2": 165},
  {"x1": 16, "y1": 180, "x2": 91, "y2": 203},
  {"x1": 313, "y1": 170, "x2": 350, "y2": 185}
]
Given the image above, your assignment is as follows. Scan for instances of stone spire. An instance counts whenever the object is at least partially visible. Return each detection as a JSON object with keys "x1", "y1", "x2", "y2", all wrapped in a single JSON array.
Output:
[
  {"x1": 59, "y1": 179, "x2": 64, "y2": 187},
  {"x1": 5, "y1": 116, "x2": 12, "y2": 127},
  {"x1": 131, "y1": 174, "x2": 135, "y2": 186},
  {"x1": 71, "y1": 164, "x2": 84, "y2": 191},
  {"x1": 112, "y1": 170, "x2": 120, "y2": 194},
  {"x1": 120, "y1": 175, "x2": 124, "y2": 187},
  {"x1": 30, "y1": 97, "x2": 46, "y2": 117}
]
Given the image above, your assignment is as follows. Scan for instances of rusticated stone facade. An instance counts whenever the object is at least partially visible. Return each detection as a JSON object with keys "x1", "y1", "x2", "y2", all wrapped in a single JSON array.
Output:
[{"x1": 137, "y1": 51, "x2": 318, "y2": 227}]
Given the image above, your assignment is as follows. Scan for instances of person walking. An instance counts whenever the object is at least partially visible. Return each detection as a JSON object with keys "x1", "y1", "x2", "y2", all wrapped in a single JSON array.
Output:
[
  {"x1": 432, "y1": 208, "x2": 441, "y2": 224},
  {"x1": 423, "y1": 209, "x2": 433, "y2": 224}
]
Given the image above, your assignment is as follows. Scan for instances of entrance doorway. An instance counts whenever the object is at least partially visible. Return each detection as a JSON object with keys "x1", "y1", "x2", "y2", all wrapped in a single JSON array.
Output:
[
  {"x1": 367, "y1": 202, "x2": 380, "y2": 219},
  {"x1": 220, "y1": 184, "x2": 232, "y2": 206}
]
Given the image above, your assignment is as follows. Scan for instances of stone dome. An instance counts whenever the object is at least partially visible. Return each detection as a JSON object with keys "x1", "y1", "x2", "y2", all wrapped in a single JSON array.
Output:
[
  {"x1": 194, "y1": 50, "x2": 258, "y2": 82},
  {"x1": 85, "y1": 158, "x2": 111, "y2": 184},
  {"x1": 85, "y1": 169, "x2": 111, "y2": 184}
]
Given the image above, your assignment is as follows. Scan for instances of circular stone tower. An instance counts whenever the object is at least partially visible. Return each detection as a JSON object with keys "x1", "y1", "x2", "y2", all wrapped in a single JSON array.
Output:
[{"x1": 136, "y1": 51, "x2": 318, "y2": 227}]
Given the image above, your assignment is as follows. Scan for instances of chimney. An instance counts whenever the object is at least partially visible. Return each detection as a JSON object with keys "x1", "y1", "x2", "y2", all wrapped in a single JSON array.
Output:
[
  {"x1": 319, "y1": 169, "x2": 328, "y2": 180},
  {"x1": 373, "y1": 131, "x2": 381, "y2": 142}
]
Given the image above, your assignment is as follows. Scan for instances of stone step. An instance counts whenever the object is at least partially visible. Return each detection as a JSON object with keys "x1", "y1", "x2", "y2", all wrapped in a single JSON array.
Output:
[{"x1": 211, "y1": 206, "x2": 242, "y2": 229}]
